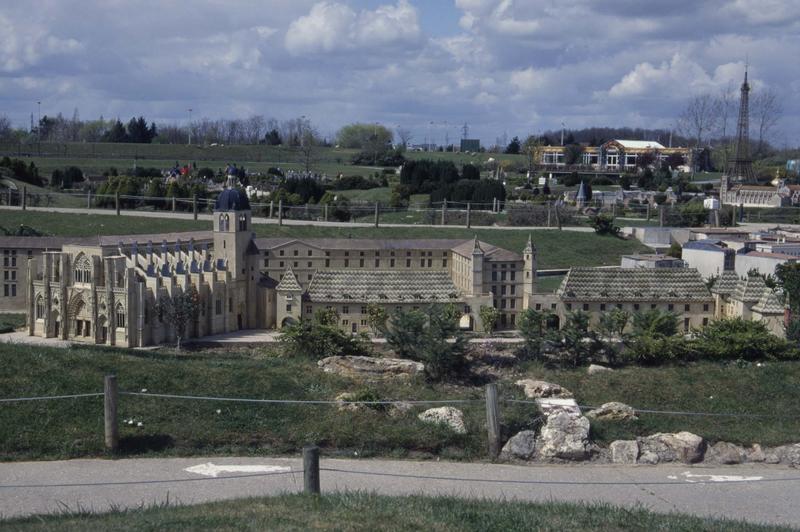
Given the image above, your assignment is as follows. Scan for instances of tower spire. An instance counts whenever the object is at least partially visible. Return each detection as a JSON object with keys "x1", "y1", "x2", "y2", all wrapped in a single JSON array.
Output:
[{"x1": 724, "y1": 66, "x2": 755, "y2": 183}]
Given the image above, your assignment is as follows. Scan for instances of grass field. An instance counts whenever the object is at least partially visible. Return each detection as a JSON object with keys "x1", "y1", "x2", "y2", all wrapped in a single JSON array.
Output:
[
  {"x1": 534, "y1": 274, "x2": 564, "y2": 293},
  {"x1": 0, "y1": 211, "x2": 648, "y2": 269},
  {"x1": 2, "y1": 343, "x2": 798, "y2": 462},
  {"x1": 0, "y1": 174, "x2": 85, "y2": 208},
  {"x1": 333, "y1": 187, "x2": 392, "y2": 203},
  {"x1": 1, "y1": 493, "x2": 784, "y2": 531},
  {"x1": 0, "y1": 313, "x2": 25, "y2": 333}
]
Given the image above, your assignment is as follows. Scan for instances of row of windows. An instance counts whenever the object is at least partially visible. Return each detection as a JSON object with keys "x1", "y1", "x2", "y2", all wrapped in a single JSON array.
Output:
[
  {"x1": 3, "y1": 271, "x2": 17, "y2": 281},
  {"x1": 266, "y1": 258, "x2": 447, "y2": 269},
  {"x1": 269, "y1": 249, "x2": 448, "y2": 258},
  {"x1": 565, "y1": 302, "x2": 711, "y2": 313},
  {"x1": 3, "y1": 284, "x2": 17, "y2": 297},
  {"x1": 490, "y1": 271, "x2": 516, "y2": 281},
  {"x1": 493, "y1": 299, "x2": 517, "y2": 309},
  {"x1": 491, "y1": 284, "x2": 517, "y2": 296}
]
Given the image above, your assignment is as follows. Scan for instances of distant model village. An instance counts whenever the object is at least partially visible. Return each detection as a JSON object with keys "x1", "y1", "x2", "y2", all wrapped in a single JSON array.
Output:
[{"x1": 0, "y1": 70, "x2": 795, "y2": 347}]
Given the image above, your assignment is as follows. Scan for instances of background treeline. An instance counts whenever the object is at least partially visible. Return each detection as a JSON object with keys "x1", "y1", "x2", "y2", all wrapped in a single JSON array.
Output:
[{"x1": 397, "y1": 161, "x2": 506, "y2": 205}]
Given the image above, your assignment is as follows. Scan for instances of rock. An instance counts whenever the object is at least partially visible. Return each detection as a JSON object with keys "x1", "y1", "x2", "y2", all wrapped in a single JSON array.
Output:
[
  {"x1": 535, "y1": 412, "x2": 591, "y2": 461},
  {"x1": 586, "y1": 402, "x2": 637, "y2": 422},
  {"x1": 500, "y1": 430, "x2": 537, "y2": 461},
  {"x1": 706, "y1": 442, "x2": 746, "y2": 464},
  {"x1": 638, "y1": 432, "x2": 705, "y2": 464},
  {"x1": 418, "y1": 407, "x2": 466, "y2": 434},
  {"x1": 587, "y1": 364, "x2": 613, "y2": 375},
  {"x1": 318, "y1": 356, "x2": 424, "y2": 380},
  {"x1": 334, "y1": 392, "x2": 366, "y2": 412},
  {"x1": 610, "y1": 440, "x2": 639, "y2": 464},
  {"x1": 387, "y1": 401, "x2": 413, "y2": 418},
  {"x1": 773, "y1": 444, "x2": 800, "y2": 467},
  {"x1": 745, "y1": 444, "x2": 766, "y2": 463},
  {"x1": 515, "y1": 379, "x2": 573, "y2": 399},
  {"x1": 765, "y1": 453, "x2": 781, "y2": 464},
  {"x1": 639, "y1": 451, "x2": 660, "y2": 465},
  {"x1": 535, "y1": 398, "x2": 582, "y2": 418}
]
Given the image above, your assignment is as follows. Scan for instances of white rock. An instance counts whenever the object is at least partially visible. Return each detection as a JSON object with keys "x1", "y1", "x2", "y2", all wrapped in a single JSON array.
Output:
[
  {"x1": 418, "y1": 407, "x2": 466, "y2": 434},
  {"x1": 535, "y1": 412, "x2": 591, "y2": 461},
  {"x1": 706, "y1": 442, "x2": 746, "y2": 464},
  {"x1": 515, "y1": 379, "x2": 573, "y2": 399},
  {"x1": 586, "y1": 402, "x2": 637, "y2": 422},
  {"x1": 587, "y1": 364, "x2": 613, "y2": 375},
  {"x1": 318, "y1": 356, "x2": 424, "y2": 379},
  {"x1": 610, "y1": 440, "x2": 639, "y2": 464},
  {"x1": 500, "y1": 430, "x2": 537, "y2": 460},
  {"x1": 639, "y1": 432, "x2": 705, "y2": 464},
  {"x1": 535, "y1": 398, "x2": 582, "y2": 418}
]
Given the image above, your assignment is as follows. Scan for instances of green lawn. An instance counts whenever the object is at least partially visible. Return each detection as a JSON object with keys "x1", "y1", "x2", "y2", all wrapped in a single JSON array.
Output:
[
  {"x1": 0, "y1": 173, "x2": 85, "y2": 208},
  {"x1": 0, "y1": 211, "x2": 648, "y2": 269},
  {"x1": 0, "y1": 313, "x2": 25, "y2": 333},
  {"x1": 1, "y1": 493, "x2": 784, "y2": 531},
  {"x1": 333, "y1": 187, "x2": 392, "y2": 203},
  {"x1": 2, "y1": 343, "x2": 799, "y2": 463},
  {"x1": 534, "y1": 275, "x2": 564, "y2": 293}
]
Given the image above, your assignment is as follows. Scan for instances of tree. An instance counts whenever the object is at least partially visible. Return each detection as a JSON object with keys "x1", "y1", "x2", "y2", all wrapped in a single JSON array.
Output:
[
  {"x1": 280, "y1": 308, "x2": 370, "y2": 360},
  {"x1": 298, "y1": 122, "x2": 318, "y2": 172},
  {"x1": 564, "y1": 144, "x2": 583, "y2": 165},
  {"x1": 679, "y1": 200, "x2": 709, "y2": 227},
  {"x1": 558, "y1": 311, "x2": 597, "y2": 367},
  {"x1": 678, "y1": 94, "x2": 720, "y2": 151},
  {"x1": 154, "y1": 286, "x2": 200, "y2": 350},
  {"x1": 751, "y1": 88, "x2": 782, "y2": 157},
  {"x1": 102, "y1": 120, "x2": 129, "y2": 143},
  {"x1": 517, "y1": 308, "x2": 554, "y2": 360},
  {"x1": 775, "y1": 262, "x2": 800, "y2": 314},
  {"x1": 462, "y1": 163, "x2": 480, "y2": 180},
  {"x1": 479, "y1": 305, "x2": 500, "y2": 336},
  {"x1": 264, "y1": 129, "x2": 282, "y2": 145},
  {"x1": 336, "y1": 123, "x2": 393, "y2": 150},
  {"x1": 126, "y1": 116, "x2": 157, "y2": 143},
  {"x1": 590, "y1": 213, "x2": 620, "y2": 235},
  {"x1": 597, "y1": 308, "x2": 629, "y2": 365},
  {"x1": 396, "y1": 127, "x2": 412, "y2": 149},
  {"x1": 632, "y1": 309, "x2": 678, "y2": 337},
  {"x1": 695, "y1": 318, "x2": 796, "y2": 361},
  {"x1": 504, "y1": 136, "x2": 521, "y2": 154},
  {"x1": 366, "y1": 303, "x2": 389, "y2": 336}
]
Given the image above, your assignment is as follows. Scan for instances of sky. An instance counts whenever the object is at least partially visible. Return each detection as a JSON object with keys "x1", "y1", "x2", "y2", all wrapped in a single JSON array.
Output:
[{"x1": 1, "y1": 0, "x2": 799, "y2": 146}]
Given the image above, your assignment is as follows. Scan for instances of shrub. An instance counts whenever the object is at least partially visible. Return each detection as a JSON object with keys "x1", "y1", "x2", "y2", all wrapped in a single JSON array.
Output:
[
  {"x1": 280, "y1": 310, "x2": 370, "y2": 360},
  {"x1": 590, "y1": 213, "x2": 620, "y2": 235},
  {"x1": 694, "y1": 318, "x2": 798, "y2": 361}
]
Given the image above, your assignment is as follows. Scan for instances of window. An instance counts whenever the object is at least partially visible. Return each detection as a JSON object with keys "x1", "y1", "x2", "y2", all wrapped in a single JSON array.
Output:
[
  {"x1": 342, "y1": 306, "x2": 349, "y2": 314},
  {"x1": 229, "y1": 298, "x2": 233, "y2": 312},
  {"x1": 510, "y1": 285, "x2": 516, "y2": 295},
  {"x1": 375, "y1": 259, "x2": 379, "y2": 267},
  {"x1": 306, "y1": 306, "x2": 313, "y2": 314},
  {"x1": 293, "y1": 262, "x2": 298, "y2": 268},
  {"x1": 308, "y1": 250, "x2": 313, "y2": 256},
  {"x1": 73, "y1": 254, "x2": 91, "y2": 283},
  {"x1": 651, "y1": 303, "x2": 657, "y2": 310},
  {"x1": 684, "y1": 317, "x2": 690, "y2": 331},
  {"x1": 501, "y1": 286, "x2": 506, "y2": 295},
  {"x1": 491, "y1": 272, "x2": 497, "y2": 281},
  {"x1": 325, "y1": 259, "x2": 330, "y2": 267},
  {"x1": 342, "y1": 319, "x2": 349, "y2": 326},
  {"x1": 264, "y1": 259, "x2": 269, "y2": 267},
  {"x1": 510, "y1": 271, "x2": 515, "y2": 281},
  {"x1": 10, "y1": 284, "x2": 15, "y2": 297},
  {"x1": 702, "y1": 317, "x2": 709, "y2": 326},
  {"x1": 406, "y1": 259, "x2": 411, "y2": 267},
  {"x1": 501, "y1": 299, "x2": 507, "y2": 309},
  {"x1": 442, "y1": 259, "x2": 448, "y2": 267},
  {"x1": 344, "y1": 259, "x2": 349, "y2": 267},
  {"x1": 600, "y1": 303, "x2": 606, "y2": 311},
  {"x1": 216, "y1": 299, "x2": 222, "y2": 315},
  {"x1": 634, "y1": 303, "x2": 640, "y2": 311},
  {"x1": 420, "y1": 259, "x2": 425, "y2": 267},
  {"x1": 116, "y1": 303, "x2": 126, "y2": 328},
  {"x1": 582, "y1": 303, "x2": 589, "y2": 311},
  {"x1": 684, "y1": 304, "x2": 690, "y2": 312},
  {"x1": 35, "y1": 295, "x2": 44, "y2": 319},
  {"x1": 279, "y1": 261, "x2": 284, "y2": 268},
  {"x1": 501, "y1": 272, "x2": 507, "y2": 281},
  {"x1": 510, "y1": 299, "x2": 515, "y2": 309},
  {"x1": 293, "y1": 249, "x2": 298, "y2": 256},
  {"x1": 668, "y1": 304, "x2": 674, "y2": 311},
  {"x1": 390, "y1": 259, "x2": 395, "y2": 267},
  {"x1": 307, "y1": 261, "x2": 312, "y2": 268},
  {"x1": 219, "y1": 214, "x2": 229, "y2": 232},
  {"x1": 359, "y1": 259, "x2": 364, "y2": 267},
  {"x1": 535, "y1": 303, "x2": 541, "y2": 310},
  {"x1": 2, "y1": 284, "x2": 6, "y2": 297},
  {"x1": 238, "y1": 214, "x2": 247, "y2": 231},
  {"x1": 566, "y1": 303, "x2": 572, "y2": 311},
  {"x1": 286, "y1": 304, "x2": 292, "y2": 312},
  {"x1": 361, "y1": 306, "x2": 367, "y2": 314},
  {"x1": 279, "y1": 250, "x2": 285, "y2": 256},
  {"x1": 703, "y1": 303, "x2": 709, "y2": 312}
]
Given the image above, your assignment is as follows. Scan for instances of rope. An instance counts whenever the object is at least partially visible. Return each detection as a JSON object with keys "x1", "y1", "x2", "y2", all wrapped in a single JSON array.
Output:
[
  {"x1": 119, "y1": 391, "x2": 482, "y2": 405},
  {"x1": 0, "y1": 393, "x2": 104, "y2": 403},
  {"x1": 504, "y1": 400, "x2": 797, "y2": 419},
  {"x1": 0, "y1": 469, "x2": 298, "y2": 489},
  {"x1": 318, "y1": 467, "x2": 800, "y2": 486}
]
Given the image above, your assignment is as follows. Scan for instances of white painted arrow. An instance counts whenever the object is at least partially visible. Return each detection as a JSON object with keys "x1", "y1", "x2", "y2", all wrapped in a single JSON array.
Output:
[
  {"x1": 184, "y1": 462, "x2": 292, "y2": 478},
  {"x1": 680, "y1": 471, "x2": 763, "y2": 483}
]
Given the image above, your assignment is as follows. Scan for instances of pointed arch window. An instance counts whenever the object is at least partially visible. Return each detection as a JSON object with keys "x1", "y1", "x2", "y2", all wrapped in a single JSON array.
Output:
[
  {"x1": 238, "y1": 213, "x2": 247, "y2": 231},
  {"x1": 74, "y1": 254, "x2": 91, "y2": 283},
  {"x1": 35, "y1": 295, "x2": 45, "y2": 319},
  {"x1": 219, "y1": 214, "x2": 230, "y2": 232},
  {"x1": 115, "y1": 302, "x2": 126, "y2": 329}
]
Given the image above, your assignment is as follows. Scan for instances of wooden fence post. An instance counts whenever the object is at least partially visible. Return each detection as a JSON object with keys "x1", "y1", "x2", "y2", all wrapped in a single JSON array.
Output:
[
  {"x1": 303, "y1": 445, "x2": 321, "y2": 494},
  {"x1": 554, "y1": 203, "x2": 562, "y2": 230},
  {"x1": 87, "y1": 190, "x2": 92, "y2": 209},
  {"x1": 115, "y1": 190, "x2": 120, "y2": 215},
  {"x1": 193, "y1": 194, "x2": 198, "y2": 220},
  {"x1": 646, "y1": 202, "x2": 651, "y2": 221},
  {"x1": 269, "y1": 200, "x2": 274, "y2": 219},
  {"x1": 172, "y1": 196, "x2": 176, "y2": 212},
  {"x1": 485, "y1": 383, "x2": 500, "y2": 459},
  {"x1": 323, "y1": 203, "x2": 328, "y2": 222},
  {"x1": 22, "y1": 186, "x2": 27, "y2": 210},
  {"x1": 374, "y1": 202, "x2": 380, "y2": 228},
  {"x1": 441, "y1": 199, "x2": 447, "y2": 226},
  {"x1": 659, "y1": 205, "x2": 664, "y2": 227},
  {"x1": 278, "y1": 200, "x2": 283, "y2": 226},
  {"x1": 104, "y1": 375, "x2": 119, "y2": 452},
  {"x1": 466, "y1": 202, "x2": 471, "y2": 228}
]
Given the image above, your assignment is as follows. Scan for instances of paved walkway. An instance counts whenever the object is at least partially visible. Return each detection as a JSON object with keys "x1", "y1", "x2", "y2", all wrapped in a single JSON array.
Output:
[
  {"x1": 1, "y1": 456, "x2": 798, "y2": 526},
  {"x1": 0, "y1": 331, "x2": 72, "y2": 348}
]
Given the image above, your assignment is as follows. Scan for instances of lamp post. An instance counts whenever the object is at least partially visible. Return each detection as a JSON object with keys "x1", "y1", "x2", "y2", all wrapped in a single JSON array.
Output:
[
  {"x1": 37, "y1": 101, "x2": 41, "y2": 143},
  {"x1": 560, "y1": 122, "x2": 565, "y2": 146},
  {"x1": 187, "y1": 108, "x2": 193, "y2": 145}
]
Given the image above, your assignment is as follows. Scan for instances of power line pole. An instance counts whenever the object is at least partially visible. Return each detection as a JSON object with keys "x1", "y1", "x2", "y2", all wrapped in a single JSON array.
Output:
[{"x1": 187, "y1": 108, "x2": 193, "y2": 145}]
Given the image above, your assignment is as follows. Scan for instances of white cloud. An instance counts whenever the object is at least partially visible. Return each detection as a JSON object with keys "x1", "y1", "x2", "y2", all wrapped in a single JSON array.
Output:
[
  {"x1": 608, "y1": 54, "x2": 714, "y2": 98},
  {"x1": 285, "y1": 1, "x2": 420, "y2": 55}
]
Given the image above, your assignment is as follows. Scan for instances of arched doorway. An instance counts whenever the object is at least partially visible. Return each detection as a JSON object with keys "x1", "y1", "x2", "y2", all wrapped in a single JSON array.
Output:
[
  {"x1": 458, "y1": 313, "x2": 474, "y2": 331},
  {"x1": 97, "y1": 316, "x2": 107, "y2": 344},
  {"x1": 281, "y1": 316, "x2": 297, "y2": 328}
]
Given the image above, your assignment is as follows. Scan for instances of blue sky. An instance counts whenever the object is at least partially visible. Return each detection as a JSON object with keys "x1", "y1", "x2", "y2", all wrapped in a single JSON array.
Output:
[{"x1": 1, "y1": 0, "x2": 798, "y2": 147}]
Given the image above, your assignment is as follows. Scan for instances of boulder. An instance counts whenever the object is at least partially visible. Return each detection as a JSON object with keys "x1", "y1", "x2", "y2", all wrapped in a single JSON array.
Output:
[
  {"x1": 706, "y1": 442, "x2": 746, "y2": 465},
  {"x1": 638, "y1": 432, "x2": 705, "y2": 464},
  {"x1": 535, "y1": 398, "x2": 582, "y2": 418},
  {"x1": 418, "y1": 407, "x2": 466, "y2": 434},
  {"x1": 334, "y1": 392, "x2": 366, "y2": 412},
  {"x1": 387, "y1": 401, "x2": 413, "y2": 418},
  {"x1": 535, "y1": 412, "x2": 591, "y2": 461},
  {"x1": 318, "y1": 356, "x2": 424, "y2": 380},
  {"x1": 586, "y1": 402, "x2": 637, "y2": 422},
  {"x1": 587, "y1": 364, "x2": 613, "y2": 375},
  {"x1": 500, "y1": 430, "x2": 537, "y2": 461},
  {"x1": 773, "y1": 444, "x2": 800, "y2": 467},
  {"x1": 638, "y1": 451, "x2": 660, "y2": 465},
  {"x1": 610, "y1": 440, "x2": 639, "y2": 464},
  {"x1": 515, "y1": 379, "x2": 573, "y2": 399},
  {"x1": 746, "y1": 444, "x2": 766, "y2": 463}
]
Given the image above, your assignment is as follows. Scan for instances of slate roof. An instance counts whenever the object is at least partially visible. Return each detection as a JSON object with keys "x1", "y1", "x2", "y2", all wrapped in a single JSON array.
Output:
[
  {"x1": 732, "y1": 275, "x2": 768, "y2": 303},
  {"x1": 275, "y1": 268, "x2": 302, "y2": 292},
  {"x1": 711, "y1": 271, "x2": 739, "y2": 295},
  {"x1": 254, "y1": 237, "x2": 466, "y2": 251},
  {"x1": 0, "y1": 236, "x2": 92, "y2": 249},
  {"x1": 450, "y1": 240, "x2": 522, "y2": 261},
  {"x1": 557, "y1": 267, "x2": 712, "y2": 302},
  {"x1": 307, "y1": 270, "x2": 461, "y2": 304},
  {"x1": 752, "y1": 289, "x2": 785, "y2": 315}
]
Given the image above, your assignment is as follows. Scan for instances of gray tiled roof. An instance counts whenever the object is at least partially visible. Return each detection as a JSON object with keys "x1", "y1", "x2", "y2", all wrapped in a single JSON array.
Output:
[
  {"x1": 0, "y1": 236, "x2": 92, "y2": 249},
  {"x1": 733, "y1": 275, "x2": 768, "y2": 303},
  {"x1": 557, "y1": 267, "x2": 712, "y2": 302},
  {"x1": 276, "y1": 268, "x2": 302, "y2": 292},
  {"x1": 711, "y1": 271, "x2": 739, "y2": 295},
  {"x1": 254, "y1": 237, "x2": 466, "y2": 251},
  {"x1": 752, "y1": 289, "x2": 784, "y2": 315},
  {"x1": 307, "y1": 269, "x2": 461, "y2": 304}
]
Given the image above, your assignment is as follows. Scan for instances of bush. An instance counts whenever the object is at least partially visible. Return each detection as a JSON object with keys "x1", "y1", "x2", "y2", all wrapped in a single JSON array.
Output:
[
  {"x1": 280, "y1": 310, "x2": 370, "y2": 360},
  {"x1": 590, "y1": 213, "x2": 620, "y2": 235},
  {"x1": 694, "y1": 318, "x2": 798, "y2": 361}
]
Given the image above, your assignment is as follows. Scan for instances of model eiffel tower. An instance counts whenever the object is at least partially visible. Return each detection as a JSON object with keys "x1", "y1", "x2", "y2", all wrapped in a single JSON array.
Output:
[{"x1": 725, "y1": 68, "x2": 756, "y2": 183}]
